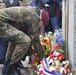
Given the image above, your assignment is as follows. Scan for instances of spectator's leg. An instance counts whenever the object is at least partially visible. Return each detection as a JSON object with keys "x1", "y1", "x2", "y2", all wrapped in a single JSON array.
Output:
[
  {"x1": 50, "y1": 17, "x2": 55, "y2": 32},
  {"x1": 50, "y1": 16, "x2": 59, "y2": 32}
]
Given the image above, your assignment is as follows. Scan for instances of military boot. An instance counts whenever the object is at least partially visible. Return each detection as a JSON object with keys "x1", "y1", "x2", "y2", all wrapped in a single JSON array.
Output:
[
  {"x1": 2, "y1": 60, "x2": 10, "y2": 75},
  {"x1": 5, "y1": 63, "x2": 23, "y2": 75}
]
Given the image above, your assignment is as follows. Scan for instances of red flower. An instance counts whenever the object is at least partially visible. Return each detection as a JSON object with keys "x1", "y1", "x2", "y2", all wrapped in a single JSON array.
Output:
[
  {"x1": 35, "y1": 69, "x2": 39, "y2": 73},
  {"x1": 57, "y1": 54, "x2": 65, "y2": 60},
  {"x1": 49, "y1": 55, "x2": 54, "y2": 59},
  {"x1": 50, "y1": 45, "x2": 60, "y2": 55},
  {"x1": 54, "y1": 45, "x2": 60, "y2": 50},
  {"x1": 50, "y1": 50, "x2": 54, "y2": 55}
]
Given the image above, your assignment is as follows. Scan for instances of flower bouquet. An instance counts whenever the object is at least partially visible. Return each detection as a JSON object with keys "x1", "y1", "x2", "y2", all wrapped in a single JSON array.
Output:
[{"x1": 29, "y1": 29, "x2": 75, "y2": 75}]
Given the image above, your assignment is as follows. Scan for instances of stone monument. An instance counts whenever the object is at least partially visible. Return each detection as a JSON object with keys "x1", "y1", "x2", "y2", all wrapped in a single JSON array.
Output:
[{"x1": 63, "y1": 0, "x2": 76, "y2": 73}]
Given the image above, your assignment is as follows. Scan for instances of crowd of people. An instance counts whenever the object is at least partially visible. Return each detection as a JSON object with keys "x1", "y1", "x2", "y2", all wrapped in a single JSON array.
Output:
[
  {"x1": 28, "y1": 0, "x2": 62, "y2": 33},
  {"x1": 0, "y1": 0, "x2": 62, "y2": 75}
]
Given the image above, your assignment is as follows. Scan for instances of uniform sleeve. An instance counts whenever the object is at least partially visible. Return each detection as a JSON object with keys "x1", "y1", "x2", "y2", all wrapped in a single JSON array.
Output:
[
  {"x1": 33, "y1": 36, "x2": 45, "y2": 61},
  {"x1": 26, "y1": 15, "x2": 44, "y2": 61}
]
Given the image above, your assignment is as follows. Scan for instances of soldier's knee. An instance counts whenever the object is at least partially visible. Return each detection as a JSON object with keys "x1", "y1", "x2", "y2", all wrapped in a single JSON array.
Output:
[
  {"x1": 22, "y1": 35, "x2": 31, "y2": 45},
  {"x1": 15, "y1": 31, "x2": 32, "y2": 44}
]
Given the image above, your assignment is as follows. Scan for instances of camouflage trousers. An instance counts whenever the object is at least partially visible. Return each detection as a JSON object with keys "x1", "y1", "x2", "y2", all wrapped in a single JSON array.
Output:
[{"x1": 0, "y1": 20, "x2": 31, "y2": 64}]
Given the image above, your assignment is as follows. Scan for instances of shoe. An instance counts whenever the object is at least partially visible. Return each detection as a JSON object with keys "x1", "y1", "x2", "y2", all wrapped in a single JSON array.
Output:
[
  {"x1": 5, "y1": 63, "x2": 23, "y2": 75},
  {"x1": 10, "y1": 68, "x2": 23, "y2": 75}
]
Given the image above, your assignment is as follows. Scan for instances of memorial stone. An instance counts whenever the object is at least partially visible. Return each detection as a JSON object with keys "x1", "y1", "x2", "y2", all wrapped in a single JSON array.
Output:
[{"x1": 68, "y1": 0, "x2": 76, "y2": 73}]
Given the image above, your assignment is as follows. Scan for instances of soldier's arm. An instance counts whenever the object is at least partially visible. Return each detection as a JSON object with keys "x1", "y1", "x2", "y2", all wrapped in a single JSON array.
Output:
[
  {"x1": 26, "y1": 18, "x2": 45, "y2": 61},
  {"x1": 33, "y1": 36, "x2": 45, "y2": 61}
]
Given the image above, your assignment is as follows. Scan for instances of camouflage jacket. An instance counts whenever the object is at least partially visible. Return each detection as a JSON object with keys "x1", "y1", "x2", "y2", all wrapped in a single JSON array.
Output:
[{"x1": 0, "y1": 6, "x2": 44, "y2": 60}]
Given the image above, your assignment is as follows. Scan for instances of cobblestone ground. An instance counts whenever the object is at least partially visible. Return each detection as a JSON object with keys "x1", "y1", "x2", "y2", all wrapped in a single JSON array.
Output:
[{"x1": 0, "y1": 64, "x2": 36, "y2": 75}]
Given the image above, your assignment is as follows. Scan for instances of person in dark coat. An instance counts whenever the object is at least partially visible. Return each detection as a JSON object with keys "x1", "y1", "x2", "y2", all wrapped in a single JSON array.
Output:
[
  {"x1": 29, "y1": 0, "x2": 45, "y2": 9},
  {"x1": 45, "y1": 0, "x2": 60, "y2": 33},
  {"x1": 3, "y1": 0, "x2": 20, "y2": 7}
]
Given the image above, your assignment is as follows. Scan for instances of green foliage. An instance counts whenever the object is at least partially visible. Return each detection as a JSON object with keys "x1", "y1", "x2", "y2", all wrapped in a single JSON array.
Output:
[
  {"x1": 32, "y1": 72, "x2": 37, "y2": 75},
  {"x1": 44, "y1": 49, "x2": 50, "y2": 57},
  {"x1": 60, "y1": 41, "x2": 67, "y2": 59}
]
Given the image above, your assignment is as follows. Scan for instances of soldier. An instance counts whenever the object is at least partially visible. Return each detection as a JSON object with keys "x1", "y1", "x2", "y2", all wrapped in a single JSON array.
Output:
[{"x1": 0, "y1": 6, "x2": 49, "y2": 75}]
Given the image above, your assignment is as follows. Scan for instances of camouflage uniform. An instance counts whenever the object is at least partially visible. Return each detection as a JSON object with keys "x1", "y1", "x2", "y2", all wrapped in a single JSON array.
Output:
[{"x1": 0, "y1": 6, "x2": 44, "y2": 64}]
